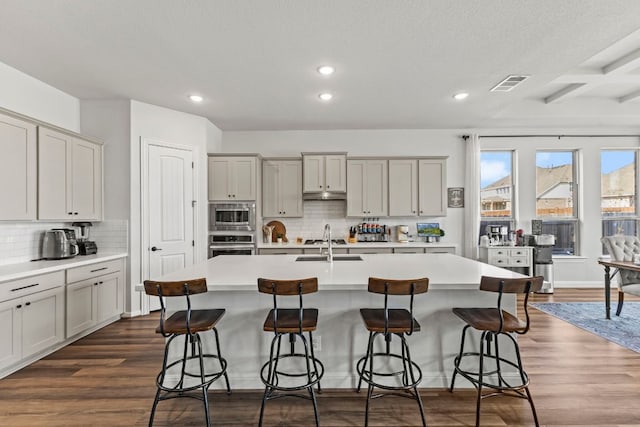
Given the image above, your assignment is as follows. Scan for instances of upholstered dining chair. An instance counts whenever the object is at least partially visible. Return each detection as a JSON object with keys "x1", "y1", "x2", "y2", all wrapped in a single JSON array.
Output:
[{"x1": 601, "y1": 235, "x2": 640, "y2": 316}]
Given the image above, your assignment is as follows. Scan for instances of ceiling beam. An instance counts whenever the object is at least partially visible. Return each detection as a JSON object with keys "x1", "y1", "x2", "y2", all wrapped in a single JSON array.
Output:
[
  {"x1": 602, "y1": 48, "x2": 640, "y2": 75},
  {"x1": 544, "y1": 83, "x2": 588, "y2": 104},
  {"x1": 619, "y1": 88, "x2": 640, "y2": 103}
]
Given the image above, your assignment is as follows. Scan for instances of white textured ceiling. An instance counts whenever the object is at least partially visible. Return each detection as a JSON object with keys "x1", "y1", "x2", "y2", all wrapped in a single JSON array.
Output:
[{"x1": 0, "y1": 0, "x2": 639, "y2": 130}]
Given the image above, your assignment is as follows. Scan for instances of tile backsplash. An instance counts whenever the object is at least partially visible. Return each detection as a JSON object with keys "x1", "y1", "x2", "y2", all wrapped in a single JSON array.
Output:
[
  {"x1": 0, "y1": 220, "x2": 128, "y2": 266},
  {"x1": 260, "y1": 201, "x2": 447, "y2": 242}
]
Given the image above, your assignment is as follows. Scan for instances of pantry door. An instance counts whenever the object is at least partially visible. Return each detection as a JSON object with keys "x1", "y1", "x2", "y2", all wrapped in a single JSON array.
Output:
[{"x1": 144, "y1": 140, "x2": 194, "y2": 311}]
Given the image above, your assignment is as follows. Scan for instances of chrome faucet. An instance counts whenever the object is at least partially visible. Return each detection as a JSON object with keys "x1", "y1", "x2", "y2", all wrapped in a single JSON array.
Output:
[{"x1": 321, "y1": 223, "x2": 333, "y2": 262}]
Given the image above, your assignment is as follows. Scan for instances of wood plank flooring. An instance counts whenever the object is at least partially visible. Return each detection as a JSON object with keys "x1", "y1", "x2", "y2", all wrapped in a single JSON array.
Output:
[{"x1": 1, "y1": 289, "x2": 639, "y2": 426}]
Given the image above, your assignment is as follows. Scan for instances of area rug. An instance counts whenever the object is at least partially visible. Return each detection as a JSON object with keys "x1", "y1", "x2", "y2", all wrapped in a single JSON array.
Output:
[{"x1": 530, "y1": 302, "x2": 640, "y2": 353}]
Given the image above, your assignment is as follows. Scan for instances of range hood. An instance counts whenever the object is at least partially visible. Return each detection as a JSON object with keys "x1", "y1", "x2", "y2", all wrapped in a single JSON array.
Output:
[{"x1": 303, "y1": 191, "x2": 347, "y2": 201}]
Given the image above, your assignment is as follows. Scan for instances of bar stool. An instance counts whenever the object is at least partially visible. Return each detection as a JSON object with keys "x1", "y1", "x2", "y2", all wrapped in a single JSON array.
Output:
[
  {"x1": 143, "y1": 278, "x2": 231, "y2": 427},
  {"x1": 356, "y1": 277, "x2": 429, "y2": 427},
  {"x1": 449, "y1": 275, "x2": 543, "y2": 427},
  {"x1": 257, "y1": 277, "x2": 324, "y2": 427}
]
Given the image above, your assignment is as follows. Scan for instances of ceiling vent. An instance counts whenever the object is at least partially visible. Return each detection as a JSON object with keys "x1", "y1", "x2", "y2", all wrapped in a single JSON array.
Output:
[{"x1": 490, "y1": 75, "x2": 530, "y2": 92}]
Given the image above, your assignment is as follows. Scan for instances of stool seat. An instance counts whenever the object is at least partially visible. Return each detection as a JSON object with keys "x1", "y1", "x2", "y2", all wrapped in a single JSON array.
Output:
[
  {"x1": 143, "y1": 278, "x2": 230, "y2": 427},
  {"x1": 360, "y1": 308, "x2": 420, "y2": 333},
  {"x1": 157, "y1": 309, "x2": 225, "y2": 334},
  {"x1": 450, "y1": 275, "x2": 543, "y2": 427},
  {"x1": 263, "y1": 308, "x2": 318, "y2": 333},
  {"x1": 356, "y1": 277, "x2": 429, "y2": 427},
  {"x1": 452, "y1": 307, "x2": 526, "y2": 333}
]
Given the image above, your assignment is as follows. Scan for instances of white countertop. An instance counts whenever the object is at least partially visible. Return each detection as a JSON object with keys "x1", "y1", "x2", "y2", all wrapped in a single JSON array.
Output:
[
  {"x1": 149, "y1": 253, "x2": 521, "y2": 292},
  {"x1": 256, "y1": 240, "x2": 458, "y2": 249},
  {"x1": 0, "y1": 252, "x2": 128, "y2": 283}
]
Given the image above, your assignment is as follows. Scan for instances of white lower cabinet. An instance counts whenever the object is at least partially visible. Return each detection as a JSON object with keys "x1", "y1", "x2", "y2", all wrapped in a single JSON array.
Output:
[
  {"x1": 0, "y1": 286, "x2": 65, "y2": 372},
  {"x1": 66, "y1": 260, "x2": 124, "y2": 338}
]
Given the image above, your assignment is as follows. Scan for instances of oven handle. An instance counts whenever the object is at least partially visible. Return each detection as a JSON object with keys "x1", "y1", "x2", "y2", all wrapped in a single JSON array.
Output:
[{"x1": 209, "y1": 245, "x2": 256, "y2": 250}]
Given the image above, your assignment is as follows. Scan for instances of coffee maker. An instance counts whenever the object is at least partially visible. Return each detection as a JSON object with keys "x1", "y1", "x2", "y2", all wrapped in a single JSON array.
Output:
[{"x1": 72, "y1": 222, "x2": 97, "y2": 255}]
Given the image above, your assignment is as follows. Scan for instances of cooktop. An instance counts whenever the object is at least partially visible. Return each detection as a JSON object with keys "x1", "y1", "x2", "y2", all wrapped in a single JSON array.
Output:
[{"x1": 304, "y1": 239, "x2": 347, "y2": 245}]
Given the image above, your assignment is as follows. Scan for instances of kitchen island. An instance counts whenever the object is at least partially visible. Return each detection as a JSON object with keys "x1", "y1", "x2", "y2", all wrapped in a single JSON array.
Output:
[{"x1": 149, "y1": 253, "x2": 525, "y2": 389}]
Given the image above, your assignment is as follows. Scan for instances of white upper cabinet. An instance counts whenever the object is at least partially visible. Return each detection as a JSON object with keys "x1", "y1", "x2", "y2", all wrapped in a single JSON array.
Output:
[
  {"x1": 208, "y1": 156, "x2": 257, "y2": 201},
  {"x1": 302, "y1": 153, "x2": 346, "y2": 193},
  {"x1": 418, "y1": 158, "x2": 447, "y2": 216},
  {"x1": 0, "y1": 114, "x2": 37, "y2": 220},
  {"x1": 347, "y1": 159, "x2": 388, "y2": 217},
  {"x1": 388, "y1": 158, "x2": 447, "y2": 217},
  {"x1": 38, "y1": 127, "x2": 103, "y2": 221},
  {"x1": 262, "y1": 159, "x2": 303, "y2": 218},
  {"x1": 388, "y1": 159, "x2": 418, "y2": 216}
]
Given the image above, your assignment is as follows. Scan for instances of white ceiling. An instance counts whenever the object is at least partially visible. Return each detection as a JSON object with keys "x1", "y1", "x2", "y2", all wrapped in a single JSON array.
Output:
[{"x1": 1, "y1": 0, "x2": 639, "y2": 131}]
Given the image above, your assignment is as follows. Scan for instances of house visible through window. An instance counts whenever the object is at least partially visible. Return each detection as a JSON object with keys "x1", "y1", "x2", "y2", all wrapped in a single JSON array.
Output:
[
  {"x1": 480, "y1": 151, "x2": 514, "y2": 242},
  {"x1": 536, "y1": 151, "x2": 578, "y2": 255},
  {"x1": 601, "y1": 150, "x2": 638, "y2": 253}
]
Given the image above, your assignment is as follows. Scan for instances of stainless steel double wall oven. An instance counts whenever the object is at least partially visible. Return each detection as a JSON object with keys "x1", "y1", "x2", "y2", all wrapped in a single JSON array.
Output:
[{"x1": 208, "y1": 202, "x2": 256, "y2": 257}]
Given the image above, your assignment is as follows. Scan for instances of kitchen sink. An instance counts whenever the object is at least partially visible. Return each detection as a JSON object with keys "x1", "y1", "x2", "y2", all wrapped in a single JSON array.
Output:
[{"x1": 295, "y1": 255, "x2": 363, "y2": 262}]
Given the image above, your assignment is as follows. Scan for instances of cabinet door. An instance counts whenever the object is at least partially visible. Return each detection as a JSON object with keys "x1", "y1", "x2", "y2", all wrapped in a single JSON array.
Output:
[
  {"x1": 365, "y1": 160, "x2": 388, "y2": 217},
  {"x1": 347, "y1": 160, "x2": 366, "y2": 216},
  {"x1": 418, "y1": 159, "x2": 447, "y2": 216},
  {"x1": 324, "y1": 155, "x2": 346, "y2": 192},
  {"x1": 21, "y1": 287, "x2": 65, "y2": 358},
  {"x1": 97, "y1": 272, "x2": 123, "y2": 322},
  {"x1": 0, "y1": 298, "x2": 21, "y2": 369},
  {"x1": 262, "y1": 160, "x2": 279, "y2": 217},
  {"x1": 66, "y1": 279, "x2": 97, "y2": 337},
  {"x1": 389, "y1": 159, "x2": 418, "y2": 216},
  {"x1": 279, "y1": 160, "x2": 303, "y2": 217},
  {"x1": 0, "y1": 114, "x2": 37, "y2": 220},
  {"x1": 71, "y1": 138, "x2": 102, "y2": 220},
  {"x1": 303, "y1": 155, "x2": 324, "y2": 192},
  {"x1": 232, "y1": 157, "x2": 256, "y2": 200},
  {"x1": 208, "y1": 157, "x2": 231, "y2": 200},
  {"x1": 38, "y1": 127, "x2": 72, "y2": 220}
]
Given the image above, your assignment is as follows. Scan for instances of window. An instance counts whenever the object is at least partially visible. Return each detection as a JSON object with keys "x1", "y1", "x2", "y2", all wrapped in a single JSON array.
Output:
[
  {"x1": 601, "y1": 150, "x2": 638, "y2": 253},
  {"x1": 480, "y1": 151, "x2": 514, "y2": 242},
  {"x1": 480, "y1": 151, "x2": 513, "y2": 218},
  {"x1": 536, "y1": 151, "x2": 578, "y2": 255}
]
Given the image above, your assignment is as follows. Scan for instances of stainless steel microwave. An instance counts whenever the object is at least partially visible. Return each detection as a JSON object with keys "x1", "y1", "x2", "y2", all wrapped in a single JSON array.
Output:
[{"x1": 209, "y1": 202, "x2": 256, "y2": 231}]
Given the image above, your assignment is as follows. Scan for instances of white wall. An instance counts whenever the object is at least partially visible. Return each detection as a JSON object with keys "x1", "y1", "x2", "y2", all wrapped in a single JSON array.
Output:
[
  {"x1": 0, "y1": 62, "x2": 79, "y2": 131},
  {"x1": 129, "y1": 100, "x2": 217, "y2": 315}
]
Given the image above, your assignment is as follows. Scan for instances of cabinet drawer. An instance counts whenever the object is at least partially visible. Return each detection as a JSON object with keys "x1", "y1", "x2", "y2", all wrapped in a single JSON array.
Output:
[
  {"x1": 0, "y1": 271, "x2": 64, "y2": 303},
  {"x1": 506, "y1": 256, "x2": 529, "y2": 267},
  {"x1": 259, "y1": 248, "x2": 304, "y2": 255},
  {"x1": 488, "y1": 256, "x2": 510, "y2": 267},
  {"x1": 394, "y1": 247, "x2": 425, "y2": 254},
  {"x1": 425, "y1": 247, "x2": 456, "y2": 254},
  {"x1": 509, "y1": 248, "x2": 530, "y2": 257},
  {"x1": 67, "y1": 259, "x2": 122, "y2": 284}
]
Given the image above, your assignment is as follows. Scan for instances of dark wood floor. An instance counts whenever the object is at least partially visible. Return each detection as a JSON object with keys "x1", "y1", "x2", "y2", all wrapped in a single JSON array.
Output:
[{"x1": 1, "y1": 289, "x2": 639, "y2": 426}]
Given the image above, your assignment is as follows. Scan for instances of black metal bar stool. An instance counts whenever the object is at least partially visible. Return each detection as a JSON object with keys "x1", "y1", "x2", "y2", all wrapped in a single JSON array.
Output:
[
  {"x1": 356, "y1": 276, "x2": 429, "y2": 427},
  {"x1": 257, "y1": 277, "x2": 324, "y2": 427},
  {"x1": 449, "y1": 275, "x2": 543, "y2": 427},
  {"x1": 143, "y1": 278, "x2": 231, "y2": 427}
]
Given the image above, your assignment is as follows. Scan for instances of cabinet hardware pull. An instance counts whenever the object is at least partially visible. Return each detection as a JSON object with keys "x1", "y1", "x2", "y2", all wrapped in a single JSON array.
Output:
[
  {"x1": 90, "y1": 267, "x2": 108, "y2": 273},
  {"x1": 327, "y1": 185, "x2": 330, "y2": 189},
  {"x1": 68, "y1": 212, "x2": 73, "y2": 215},
  {"x1": 74, "y1": 212, "x2": 78, "y2": 215},
  {"x1": 11, "y1": 283, "x2": 39, "y2": 292},
  {"x1": 16, "y1": 304, "x2": 22, "y2": 309},
  {"x1": 25, "y1": 302, "x2": 31, "y2": 306},
  {"x1": 99, "y1": 281, "x2": 103, "y2": 284}
]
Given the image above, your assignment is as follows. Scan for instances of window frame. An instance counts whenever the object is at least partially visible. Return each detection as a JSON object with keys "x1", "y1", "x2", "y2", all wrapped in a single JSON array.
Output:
[
  {"x1": 535, "y1": 150, "x2": 580, "y2": 256},
  {"x1": 601, "y1": 149, "x2": 639, "y2": 254},
  {"x1": 479, "y1": 150, "x2": 516, "y2": 243}
]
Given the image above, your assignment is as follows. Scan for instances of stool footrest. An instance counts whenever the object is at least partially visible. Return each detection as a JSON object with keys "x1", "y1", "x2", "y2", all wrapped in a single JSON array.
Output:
[{"x1": 356, "y1": 352, "x2": 423, "y2": 390}]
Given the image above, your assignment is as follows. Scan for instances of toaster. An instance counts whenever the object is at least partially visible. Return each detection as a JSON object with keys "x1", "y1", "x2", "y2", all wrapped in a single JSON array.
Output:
[{"x1": 42, "y1": 229, "x2": 79, "y2": 259}]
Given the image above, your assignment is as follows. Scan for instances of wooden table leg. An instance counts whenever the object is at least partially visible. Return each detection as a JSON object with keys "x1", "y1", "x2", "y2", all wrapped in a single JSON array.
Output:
[{"x1": 604, "y1": 265, "x2": 611, "y2": 320}]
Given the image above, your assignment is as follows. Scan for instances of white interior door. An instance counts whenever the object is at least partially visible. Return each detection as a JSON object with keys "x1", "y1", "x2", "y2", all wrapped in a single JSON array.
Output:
[{"x1": 147, "y1": 143, "x2": 194, "y2": 310}]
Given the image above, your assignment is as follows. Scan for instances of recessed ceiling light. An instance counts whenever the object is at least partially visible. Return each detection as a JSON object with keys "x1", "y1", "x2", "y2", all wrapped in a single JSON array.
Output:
[
  {"x1": 318, "y1": 93, "x2": 333, "y2": 101},
  {"x1": 453, "y1": 92, "x2": 469, "y2": 100},
  {"x1": 317, "y1": 65, "x2": 335, "y2": 76},
  {"x1": 189, "y1": 94, "x2": 204, "y2": 103}
]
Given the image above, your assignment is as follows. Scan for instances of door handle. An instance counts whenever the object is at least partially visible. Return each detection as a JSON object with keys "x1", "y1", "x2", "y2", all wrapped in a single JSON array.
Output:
[{"x1": 151, "y1": 246, "x2": 162, "y2": 252}]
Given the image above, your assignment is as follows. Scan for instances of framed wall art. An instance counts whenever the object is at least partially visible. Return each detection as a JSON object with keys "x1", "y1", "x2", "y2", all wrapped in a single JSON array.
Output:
[{"x1": 447, "y1": 187, "x2": 464, "y2": 208}]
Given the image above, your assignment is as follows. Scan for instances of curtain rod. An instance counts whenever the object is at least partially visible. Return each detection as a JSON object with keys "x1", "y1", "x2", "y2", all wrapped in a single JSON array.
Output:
[{"x1": 477, "y1": 134, "x2": 640, "y2": 139}]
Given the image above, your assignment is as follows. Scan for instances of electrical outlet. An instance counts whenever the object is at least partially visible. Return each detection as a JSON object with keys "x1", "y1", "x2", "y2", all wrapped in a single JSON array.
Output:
[{"x1": 312, "y1": 335, "x2": 321, "y2": 352}]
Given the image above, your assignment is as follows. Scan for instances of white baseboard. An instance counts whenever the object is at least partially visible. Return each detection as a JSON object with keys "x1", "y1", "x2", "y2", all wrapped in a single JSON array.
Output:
[{"x1": 554, "y1": 281, "x2": 603, "y2": 288}]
